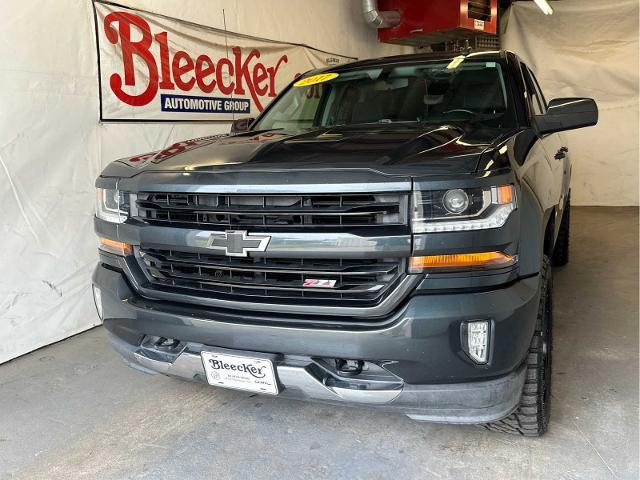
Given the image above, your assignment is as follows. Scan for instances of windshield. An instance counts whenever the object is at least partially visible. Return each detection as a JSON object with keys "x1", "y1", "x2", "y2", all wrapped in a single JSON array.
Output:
[{"x1": 253, "y1": 58, "x2": 516, "y2": 132}]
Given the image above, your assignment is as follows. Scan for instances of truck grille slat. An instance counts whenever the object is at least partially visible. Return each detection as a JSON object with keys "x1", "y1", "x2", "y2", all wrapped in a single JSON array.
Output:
[
  {"x1": 135, "y1": 192, "x2": 407, "y2": 230},
  {"x1": 137, "y1": 200, "x2": 399, "y2": 216},
  {"x1": 141, "y1": 250, "x2": 399, "y2": 276},
  {"x1": 148, "y1": 269, "x2": 386, "y2": 294},
  {"x1": 137, "y1": 247, "x2": 404, "y2": 306}
]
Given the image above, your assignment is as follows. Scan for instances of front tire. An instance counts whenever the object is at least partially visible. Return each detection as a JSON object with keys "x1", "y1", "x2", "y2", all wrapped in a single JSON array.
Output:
[{"x1": 484, "y1": 256, "x2": 553, "y2": 437}]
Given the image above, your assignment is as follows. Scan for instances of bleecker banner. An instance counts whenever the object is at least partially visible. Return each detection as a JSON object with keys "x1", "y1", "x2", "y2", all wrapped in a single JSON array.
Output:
[{"x1": 93, "y1": 1, "x2": 355, "y2": 121}]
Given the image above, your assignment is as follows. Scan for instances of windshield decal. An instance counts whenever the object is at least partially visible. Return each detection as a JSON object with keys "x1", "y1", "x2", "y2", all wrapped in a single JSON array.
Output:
[{"x1": 293, "y1": 73, "x2": 339, "y2": 87}]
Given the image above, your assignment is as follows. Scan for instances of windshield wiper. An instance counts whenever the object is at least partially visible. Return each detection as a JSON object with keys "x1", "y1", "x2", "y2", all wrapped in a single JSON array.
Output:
[
  {"x1": 240, "y1": 127, "x2": 284, "y2": 135},
  {"x1": 321, "y1": 120, "x2": 421, "y2": 128},
  {"x1": 377, "y1": 119, "x2": 420, "y2": 124}
]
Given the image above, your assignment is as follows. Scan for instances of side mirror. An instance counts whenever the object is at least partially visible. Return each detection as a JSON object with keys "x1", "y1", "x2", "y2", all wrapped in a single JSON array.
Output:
[
  {"x1": 533, "y1": 98, "x2": 598, "y2": 135},
  {"x1": 230, "y1": 117, "x2": 255, "y2": 134}
]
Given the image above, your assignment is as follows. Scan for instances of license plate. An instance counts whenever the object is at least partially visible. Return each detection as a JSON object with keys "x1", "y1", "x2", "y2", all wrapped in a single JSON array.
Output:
[{"x1": 201, "y1": 351, "x2": 279, "y2": 395}]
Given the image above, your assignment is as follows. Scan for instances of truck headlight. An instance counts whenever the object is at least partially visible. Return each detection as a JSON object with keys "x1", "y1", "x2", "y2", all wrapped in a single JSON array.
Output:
[
  {"x1": 412, "y1": 185, "x2": 516, "y2": 233},
  {"x1": 96, "y1": 188, "x2": 129, "y2": 223}
]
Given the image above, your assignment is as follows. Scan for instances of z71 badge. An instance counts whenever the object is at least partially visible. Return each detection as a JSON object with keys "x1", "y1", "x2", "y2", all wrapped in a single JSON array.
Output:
[{"x1": 303, "y1": 279, "x2": 337, "y2": 288}]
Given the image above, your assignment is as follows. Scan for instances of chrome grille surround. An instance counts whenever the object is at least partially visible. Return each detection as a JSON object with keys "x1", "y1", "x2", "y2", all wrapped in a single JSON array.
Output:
[{"x1": 121, "y1": 184, "x2": 413, "y2": 317}]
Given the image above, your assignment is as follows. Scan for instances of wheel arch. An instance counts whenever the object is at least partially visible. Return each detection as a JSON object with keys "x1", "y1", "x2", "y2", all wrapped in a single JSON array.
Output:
[{"x1": 517, "y1": 180, "x2": 551, "y2": 275}]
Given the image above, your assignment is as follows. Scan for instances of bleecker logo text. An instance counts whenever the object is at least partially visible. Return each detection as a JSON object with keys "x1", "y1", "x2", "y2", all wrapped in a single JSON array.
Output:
[
  {"x1": 207, "y1": 359, "x2": 267, "y2": 379},
  {"x1": 103, "y1": 11, "x2": 288, "y2": 110}
]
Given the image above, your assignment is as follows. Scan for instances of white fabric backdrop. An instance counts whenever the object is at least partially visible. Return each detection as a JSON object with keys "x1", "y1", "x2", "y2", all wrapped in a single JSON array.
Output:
[
  {"x1": 502, "y1": 0, "x2": 639, "y2": 206},
  {"x1": 0, "y1": 0, "x2": 409, "y2": 364}
]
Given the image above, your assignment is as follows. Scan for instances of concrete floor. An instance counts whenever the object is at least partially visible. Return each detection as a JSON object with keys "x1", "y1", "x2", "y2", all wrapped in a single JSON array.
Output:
[{"x1": 0, "y1": 207, "x2": 638, "y2": 480}]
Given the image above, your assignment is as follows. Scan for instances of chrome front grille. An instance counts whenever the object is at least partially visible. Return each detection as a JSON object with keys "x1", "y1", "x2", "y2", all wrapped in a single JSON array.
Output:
[
  {"x1": 130, "y1": 188, "x2": 411, "y2": 314},
  {"x1": 137, "y1": 247, "x2": 405, "y2": 307},
  {"x1": 135, "y1": 192, "x2": 407, "y2": 230}
]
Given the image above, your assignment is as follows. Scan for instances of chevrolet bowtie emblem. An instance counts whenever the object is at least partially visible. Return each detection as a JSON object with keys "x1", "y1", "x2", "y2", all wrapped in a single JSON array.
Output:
[{"x1": 206, "y1": 230, "x2": 271, "y2": 257}]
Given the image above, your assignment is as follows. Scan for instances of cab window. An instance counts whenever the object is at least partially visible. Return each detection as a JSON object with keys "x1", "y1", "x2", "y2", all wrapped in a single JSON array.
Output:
[{"x1": 521, "y1": 64, "x2": 546, "y2": 116}]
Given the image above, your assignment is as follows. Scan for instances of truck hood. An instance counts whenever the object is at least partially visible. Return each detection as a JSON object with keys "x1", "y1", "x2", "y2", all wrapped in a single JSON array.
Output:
[{"x1": 102, "y1": 123, "x2": 514, "y2": 179}]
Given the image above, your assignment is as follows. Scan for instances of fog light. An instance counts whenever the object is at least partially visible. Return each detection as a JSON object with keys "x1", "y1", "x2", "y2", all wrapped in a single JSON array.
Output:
[
  {"x1": 92, "y1": 285, "x2": 103, "y2": 320},
  {"x1": 466, "y1": 320, "x2": 489, "y2": 364}
]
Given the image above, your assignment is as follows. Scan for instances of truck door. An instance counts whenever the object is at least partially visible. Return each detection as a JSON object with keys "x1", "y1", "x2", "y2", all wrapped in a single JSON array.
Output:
[{"x1": 522, "y1": 64, "x2": 569, "y2": 222}]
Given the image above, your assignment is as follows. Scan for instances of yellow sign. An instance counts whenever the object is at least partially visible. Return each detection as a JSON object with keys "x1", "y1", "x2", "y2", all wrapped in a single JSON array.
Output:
[{"x1": 293, "y1": 72, "x2": 339, "y2": 87}]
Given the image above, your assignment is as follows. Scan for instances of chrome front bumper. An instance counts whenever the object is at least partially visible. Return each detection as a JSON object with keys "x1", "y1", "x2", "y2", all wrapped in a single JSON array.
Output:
[{"x1": 109, "y1": 333, "x2": 526, "y2": 424}]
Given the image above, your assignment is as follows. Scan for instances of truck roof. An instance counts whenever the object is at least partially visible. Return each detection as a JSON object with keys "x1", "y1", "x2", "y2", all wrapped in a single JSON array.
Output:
[{"x1": 325, "y1": 50, "x2": 507, "y2": 73}]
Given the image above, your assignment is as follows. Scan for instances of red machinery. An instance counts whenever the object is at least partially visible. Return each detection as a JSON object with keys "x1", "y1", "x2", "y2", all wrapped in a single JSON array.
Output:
[{"x1": 376, "y1": 0, "x2": 498, "y2": 46}]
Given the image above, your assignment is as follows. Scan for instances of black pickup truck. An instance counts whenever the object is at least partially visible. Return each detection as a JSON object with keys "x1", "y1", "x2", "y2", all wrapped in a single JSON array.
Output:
[{"x1": 92, "y1": 51, "x2": 597, "y2": 436}]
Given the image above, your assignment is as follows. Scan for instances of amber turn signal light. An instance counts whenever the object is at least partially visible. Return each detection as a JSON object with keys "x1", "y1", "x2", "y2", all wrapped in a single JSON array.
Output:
[
  {"x1": 99, "y1": 237, "x2": 132, "y2": 256},
  {"x1": 409, "y1": 251, "x2": 516, "y2": 273},
  {"x1": 494, "y1": 185, "x2": 514, "y2": 205}
]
